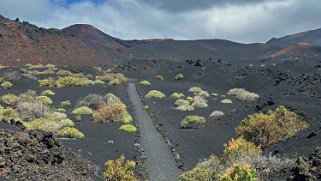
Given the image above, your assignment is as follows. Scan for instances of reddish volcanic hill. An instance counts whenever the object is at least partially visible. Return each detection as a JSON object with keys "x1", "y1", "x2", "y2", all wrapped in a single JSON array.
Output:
[{"x1": 0, "y1": 16, "x2": 113, "y2": 66}]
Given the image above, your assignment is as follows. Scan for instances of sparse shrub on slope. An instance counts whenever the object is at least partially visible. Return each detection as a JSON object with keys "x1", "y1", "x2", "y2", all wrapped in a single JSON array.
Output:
[
  {"x1": 37, "y1": 96, "x2": 53, "y2": 105},
  {"x1": 221, "y1": 99, "x2": 232, "y2": 104},
  {"x1": 180, "y1": 115, "x2": 206, "y2": 128},
  {"x1": 96, "y1": 73, "x2": 127, "y2": 85},
  {"x1": 145, "y1": 90, "x2": 165, "y2": 99},
  {"x1": 94, "y1": 79, "x2": 105, "y2": 85},
  {"x1": 218, "y1": 164, "x2": 256, "y2": 181},
  {"x1": 38, "y1": 77, "x2": 55, "y2": 87},
  {"x1": 55, "y1": 76, "x2": 92, "y2": 88},
  {"x1": 72, "y1": 106, "x2": 94, "y2": 115},
  {"x1": 222, "y1": 137, "x2": 261, "y2": 163},
  {"x1": 155, "y1": 75, "x2": 164, "y2": 80},
  {"x1": 189, "y1": 86, "x2": 203, "y2": 94},
  {"x1": 179, "y1": 155, "x2": 221, "y2": 181},
  {"x1": 192, "y1": 96, "x2": 208, "y2": 108},
  {"x1": 175, "y1": 73, "x2": 184, "y2": 80},
  {"x1": 119, "y1": 124, "x2": 137, "y2": 133},
  {"x1": 171, "y1": 92, "x2": 185, "y2": 99},
  {"x1": 58, "y1": 127, "x2": 84, "y2": 139},
  {"x1": 93, "y1": 103, "x2": 126, "y2": 123},
  {"x1": 139, "y1": 80, "x2": 151, "y2": 85},
  {"x1": 228, "y1": 88, "x2": 259, "y2": 101},
  {"x1": 1, "y1": 94, "x2": 19, "y2": 105},
  {"x1": 41, "y1": 90, "x2": 55, "y2": 96},
  {"x1": 1, "y1": 81, "x2": 12, "y2": 89},
  {"x1": 104, "y1": 155, "x2": 138, "y2": 181},
  {"x1": 198, "y1": 90, "x2": 210, "y2": 97},
  {"x1": 174, "y1": 99, "x2": 194, "y2": 111},
  {"x1": 76, "y1": 94, "x2": 106, "y2": 110},
  {"x1": 236, "y1": 106, "x2": 309, "y2": 147},
  {"x1": 60, "y1": 100, "x2": 72, "y2": 107},
  {"x1": 210, "y1": 111, "x2": 224, "y2": 118},
  {"x1": 0, "y1": 106, "x2": 20, "y2": 123}
]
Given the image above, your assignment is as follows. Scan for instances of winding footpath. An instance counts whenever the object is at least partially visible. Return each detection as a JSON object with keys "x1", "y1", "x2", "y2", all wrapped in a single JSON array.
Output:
[{"x1": 127, "y1": 83, "x2": 180, "y2": 181}]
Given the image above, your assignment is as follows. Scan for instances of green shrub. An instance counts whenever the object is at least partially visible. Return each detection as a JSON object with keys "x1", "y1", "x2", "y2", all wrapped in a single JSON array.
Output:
[
  {"x1": 186, "y1": 96, "x2": 194, "y2": 102},
  {"x1": 60, "y1": 100, "x2": 72, "y2": 107},
  {"x1": 181, "y1": 115, "x2": 206, "y2": 128},
  {"x1": 41, "y1": 90, "x2": 55, "y2": 96},
  {"x1": 211, "y1": 93, "x2": 219, "y2": 96},
  {"x1": 210, "y1": 111, "x2": 224, "y2": 118},
  {"x1": 198, "y1": 90, "x2": 210, "y2": 97},
  {"x1": 189, "y1": 86, "x2": 203, "y2": 94},
  {"x1": 104, "y1": 155, "x2": 138, "y2": 181},
  {"x1": 94, "y1": 79, "x2": 105, "y2": 85},
  {"x1": 155, "y1": 75, "x2": 164, "y2": 80},
  {"x1": 139, "y1": 80, "x2": 151, "y2": 85},
  {"x1": 92, "y1": 103, "x2": 126, "y2": 123},
  {"x1": 38, "y1": 77, "x2": 55, "y2": 87},
  {"x1": 54, "y1": 108, "x2": 67, "y2": 113},
  {"x1": 191, "y1": 96, "x2": 208, "y2": 108},
  {"x1": 145, "y1": 90, "x2": 165, "y2": 99},
  {"x1": 179, "y1": 155, "x2": 221, "y2": 181},
  {"x1": 221, "y1": 99, "x2": 232, "y2": 104},
  {"x1": 1, "y1": 94, "x2": 19, "y2": 105},
  {"x1": 122, "y1": 111, "x2": 133, "y2": 123},
  {"x1": 55, "y1": 76, "x2": 92, "y2": 88},
  {"x1": 23, "y1": 117, "x2": 74, "y2": 133},
  {"x1": 171, "y1": 92, "x2": 185, "y2": 99},
  {"x1": 58, "y1": 127, "x2": 84, "y2": 139},
  {"x1": 236, "y1": 106, "x2": 309, "y2": 147},
  {"x1": 37, "y1": 96, "x2": 53, "y2": 105},
  {"x1": 96, "y1": 73, "x2": 127, "y2": 85},
  {"x1": 175, "y1": 73, "x2": 184, "y2": 80},
  {"x1": 119, "y1": 124, "x2": 137, "y2": 133},
  {"x1": 0, "y1": 106, "x2": 20, "y2": 122},
  {"x1": 72, "y1": 106, "x2": 93, "y2": 115},
  {"x1": 56, "y1": 69, "x2": 72, "y2": 76},
  {"x1": 174, "y1": 99, "x2": 194, "y2": 111},
  {"x1": 227, "y1": 88, "x2": 259, "y2": 101},
  {"x1": 218, "y1": 164, "x2": 256, "y2": 181},
  {"x1": 1, "y1": 81, "x2": 12, "y2": 89},
  {"x1": 222, "y1": 137, "x2": 261, "y2": 163}
]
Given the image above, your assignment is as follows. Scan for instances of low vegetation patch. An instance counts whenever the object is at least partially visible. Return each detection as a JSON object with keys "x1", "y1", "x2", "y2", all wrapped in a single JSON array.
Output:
[
  {"x1": 236, "y1": 106, "x2": 309, "y2": 147},
  {"x1": 155, "y1": 75, "x2": 164, "y2": 80},
  {"x1": 1, "y1": 94, "x2": 19, "y2": 105},
  {"x1": 221, "y1": 99, "x2": 232, "y2": 104},
  {"x1": 218, "y1": 164, "x2": 256, "y2": 181},
  {"x1": 139, "y1": 80, "x2": 151, "y2": 85},
  {"x1": 96, "y1": 73, "x2": 127, "y2": 85},
  {"x1": 93, "y1": 103, "x2": 126, "y2": 123},
  {"x1": 191, "y1": 96, "x2": 208, "y2": 108},
  {"x1": 180, "y1": 115, "x2": 206, "y2": 128},
  {"x1": 60, "y1": 100, "x2": 72, "y2": 107},
  {"x1": 174, "y1": 99, "x2": 194, "y2": 111},
  {"x1": 228, "y1": 88, "x2": 259, "y2": 101},
  {"x1": 175, "y1": 73, "x2": 184, "y2": 80},
  {"x1": 39, "y1": 76, "x2": 93, "y2": 88},
  {"x1": 119, "y1": 124, "x2": 137, "y2": 133},
  {"x1": 189, "y1": 86, "x2": 203, "y2": 94},
  {"x1": 37, "y1": 96, "x2": 53, "y2": 105},
  {"x1": 41, "y1": 90, "x2": 55, "y2": 96},
  {"x1": 210, "y1": 111, "x2": 224, "y2": 118},
  {"x1": 72, "y1": 106, "x2": 94, "y2": 115},
  {"x1": 1, "y1": 81, "x2": 12, "y2": 89},
  {"x1": 145, "y1": 90, "x2": 165, "y2": 99},
  {"x1": 0, "y1": 106, "x2": 20, "y2": 123},
  {"x1": 104, "y1": 155, "x2": 138, "y2": 181},
  {"x1": 171, "y1": 92, "x2": 185, "y2": 99},
  {"x1": 58, "y1": 127, "x2": 85, "y2": 139}
]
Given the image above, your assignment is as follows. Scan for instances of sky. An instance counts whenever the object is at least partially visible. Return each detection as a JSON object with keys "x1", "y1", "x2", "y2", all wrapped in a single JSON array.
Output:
[{"x1": 0, "y1": 0, "x2": 320, "y2": 43}]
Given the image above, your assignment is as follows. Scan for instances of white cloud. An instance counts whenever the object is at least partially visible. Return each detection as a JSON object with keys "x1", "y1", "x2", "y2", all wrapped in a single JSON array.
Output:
[{"x1": 0, "y1": 0, "x2": 320, "y2": 43}]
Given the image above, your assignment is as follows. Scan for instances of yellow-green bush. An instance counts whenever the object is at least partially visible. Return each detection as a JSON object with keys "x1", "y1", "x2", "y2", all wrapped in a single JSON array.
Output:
[
  {"x1": 171, "y1": 92, "x2": 185, "y2": 99},
  {"x1": 139, "y1": 80, "x2": 151, "y2": 85},
  {"x1": 41, "y1": 90, "x2": 55, "y2": 96},
  {"x1": 236, "y1": 106, "x2": 309, "y2": 147},
  {"x1": 174, "y1": 99, "x2": 194, "y2": 111},
  {"x1": 37, "y1": 96, "x2": 53, "y2": 105},
  {"x1": 227, "y1": 88, "x2": 259, "y2": 101},
  {"x1": 60, "y1": 100, "x2": 72, "y2": 107},
  {"x1": 96, "y1": 73, "x2": 127, "y2": 85},
  {"x1": 221, "y1": 99, "x2": 233, "y2": 104},
  {"x1": 72, "y1": 106, "x2": 93, "y2": 115},
  {"x1": 93, "y1": 103, "x2": 126, "y2": 123},
  {"x1": 119, "y1": 124, "x2": 137, "y2": 133},
  {"x1": 54, "y1": 108, "x2": 66, "y2": 113},
  {"x1": 58, "y1": 127, "x2": 84, "y2": 139},
  {"x1": 218, "y1": 164, "x2": 256, "y2": 181},
  {"x1": 55, "y1": 76, "x2": 92, "y2": 88},
  {"x1": 56, "y1": 69, "x2": 73, "y2": 76},
  {"x1": 1, "y1": 94, "x2": 19, "y2": 105},
  {"x1": 0, "y1": 106, "x2": 20, "y2": 122},
  {"x1": 175, "y1": 73, "x2": 184, "y2": 80},
  {"x1": 1, "y1": 81, "x2": 12, "y2": 89},
  {"x1": 180, "y1": 115, "x2": 206, "y2": 128},
  {"x1": 38, "y1": 77, "x2": 55, "y2": 87},
  {"x1": 192, "y1": 96, "x2": 208, "y2": 108},
  {"x1": 222, "y1": 137, "x2": 261, "y2": 163},
  {"x1": 189, "y1": 86, "x2": 203, "y2": 94},
  {"x1": 155, "y1": 75, "x2": 164, "y2": 80},
  {"x1": 145, "y1": 90, "x2": 165, "y2": 99},
  {"x1": 94, "y1": 79, "x2": 105, "y2": 85},
  {"x1": 23, "y1": 117, "x2": 74, "y2": 133},
  {"x1": 103, "y1": 155, "x2": 138, "y2": 181}
]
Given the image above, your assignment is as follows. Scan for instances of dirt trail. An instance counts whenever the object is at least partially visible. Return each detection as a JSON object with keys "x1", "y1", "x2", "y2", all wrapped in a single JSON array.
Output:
[{"x1": 127, "y1": 83, "x2": 180, "y2": 181}]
